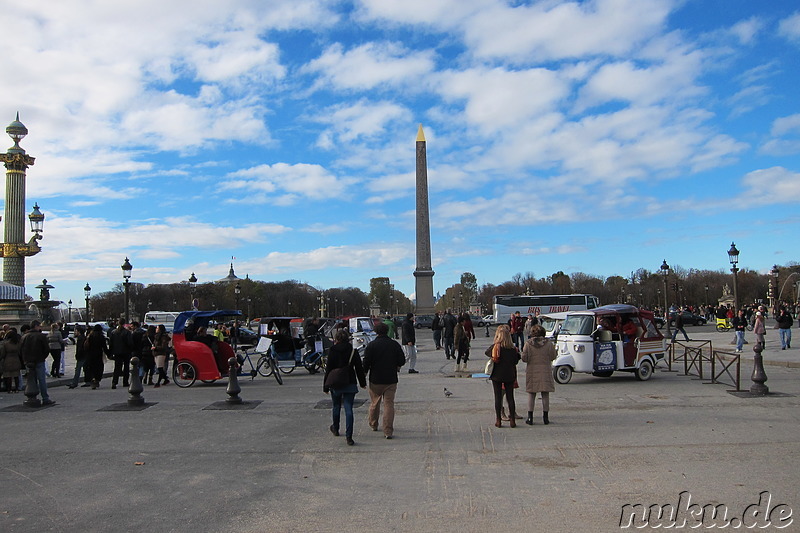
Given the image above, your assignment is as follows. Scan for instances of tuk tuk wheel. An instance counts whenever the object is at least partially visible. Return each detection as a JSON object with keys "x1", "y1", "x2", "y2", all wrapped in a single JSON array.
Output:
[
  {"x1": 554, "y1": 365, "x2": 572, "y2": 384},
  {"x1": 173, "y1": 361, "x2": 197, "y2": 388},
  {"x1": 635, "y1": 359, "x2": 654, "y2": 381}
]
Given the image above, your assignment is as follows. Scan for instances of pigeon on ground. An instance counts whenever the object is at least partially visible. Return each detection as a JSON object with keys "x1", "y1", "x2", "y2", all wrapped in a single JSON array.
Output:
[{"x1": 443, "y1": 387, "x2": 453, "y2": 397}]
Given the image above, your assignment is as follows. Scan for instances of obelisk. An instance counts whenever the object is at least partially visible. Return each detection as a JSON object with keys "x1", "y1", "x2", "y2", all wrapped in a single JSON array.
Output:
[{"x1": 413, "y1": 124, "x2": 435, "y2": 314}]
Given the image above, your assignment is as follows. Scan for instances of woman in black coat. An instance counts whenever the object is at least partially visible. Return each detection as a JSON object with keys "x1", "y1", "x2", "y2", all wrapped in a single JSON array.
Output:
[
  {"x1": 323, "y1": 329, "x2": 366, "y2": 445},
  {"x1": 485, "y1": 325, "x2": 520, "y2": 428},
  {"x1": 84, "y1": 324, "x2": 110, "y2": 389}
]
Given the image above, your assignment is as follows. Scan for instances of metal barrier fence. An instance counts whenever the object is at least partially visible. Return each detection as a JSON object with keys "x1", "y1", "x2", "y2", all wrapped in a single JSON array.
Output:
[{"x1": 664, "y1": 340, "x2": 741, "y2": 391}]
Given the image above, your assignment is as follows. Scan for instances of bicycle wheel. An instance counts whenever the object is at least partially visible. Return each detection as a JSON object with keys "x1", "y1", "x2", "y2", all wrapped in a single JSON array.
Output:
[
  {"x1": 256, "y1": 355, "x2": 273, "y2": 377},
  {"x1": 172, "y1": 361, "x2": 197, "y2": 388},
  {"x1": 271, "y1": 358, "x2": 283, "y2": 385}
]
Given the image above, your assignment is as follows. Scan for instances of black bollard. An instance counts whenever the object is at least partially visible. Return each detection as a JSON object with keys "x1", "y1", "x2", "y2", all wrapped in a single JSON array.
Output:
[
  {"x1": 23, "y1": 361, "x2": 41, "y2": 408},
  {"x1": 750, "y1": 342, "x2": 769, "y2": 396},
  {"x1": 226, "y1": 357, "x2": 243, "y2": 404},
  {"x1": 128, "y1": 357, "x2": 145, "y2": 406},
  {"x1": 485, "y1": 324, "x2": 490, "y2": 337}
]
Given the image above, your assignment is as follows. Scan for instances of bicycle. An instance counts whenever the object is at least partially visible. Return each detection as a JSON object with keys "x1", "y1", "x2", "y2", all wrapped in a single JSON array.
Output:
[
  {"x1": 299, "y1": 334, "x2": 329, "y2": 374},
  {"x1": 245, "y1": 338, "x2": 283, "y2": 385}
]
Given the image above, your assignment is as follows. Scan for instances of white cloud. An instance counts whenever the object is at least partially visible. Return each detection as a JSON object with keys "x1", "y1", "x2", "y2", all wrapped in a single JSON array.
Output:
[
  {"x1": 252, "y1": 244, "x2": 412, "y2": 273},
  {"x1": 304, "y1": 42, "x2": 436, "y2": 91},
  {"x1": 778, "y1": 12, "x2": 800, "y2": 43},
  {"x1": 770, "y1": 114, "x2": 800, "y2": 136},
  {"x1": 313, "y1": 99, "x2": 411, "y2": 148},
  {"x1": 223, "y1": 163, "x2": 358, "y2": 202},
  {"x1": 728, "y1": 17, "x2": 764, "y2": 45}
]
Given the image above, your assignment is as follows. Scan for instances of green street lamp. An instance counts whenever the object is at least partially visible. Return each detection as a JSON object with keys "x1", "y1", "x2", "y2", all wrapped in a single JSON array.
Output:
[{"x1": 121, "y1": 257, "x2": 133, "y2": 322}]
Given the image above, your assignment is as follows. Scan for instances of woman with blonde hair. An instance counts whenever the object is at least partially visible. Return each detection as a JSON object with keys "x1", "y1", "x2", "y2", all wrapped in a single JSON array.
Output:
[
  {"x1": 521, "y1": 324, "x2": 556, "y2": 425},
  {"x1": 485, "y1": 325, "x2": 520, "y2": 428}
]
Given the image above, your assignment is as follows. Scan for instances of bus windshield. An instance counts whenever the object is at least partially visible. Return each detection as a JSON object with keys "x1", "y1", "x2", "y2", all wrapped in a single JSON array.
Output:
[{"x1": 559, "y1": 315, "x2": 595, "y2": 336}]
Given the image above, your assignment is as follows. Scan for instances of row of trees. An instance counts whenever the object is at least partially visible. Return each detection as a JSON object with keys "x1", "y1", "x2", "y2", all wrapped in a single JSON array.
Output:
[
  {"x1": 442, "y1": 264, "x2": 800, "y2": 316},
  {"x1": 81, "y1": 262, "x2": 800, "y2": 325}
]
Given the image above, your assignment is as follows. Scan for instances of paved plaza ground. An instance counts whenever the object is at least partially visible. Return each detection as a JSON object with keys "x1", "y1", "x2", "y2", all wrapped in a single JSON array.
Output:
[{"x1": 1, "y1": 324, "x2": 798, "y2": 532}]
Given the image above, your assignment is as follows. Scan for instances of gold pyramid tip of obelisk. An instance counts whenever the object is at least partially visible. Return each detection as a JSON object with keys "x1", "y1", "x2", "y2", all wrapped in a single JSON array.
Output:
[{"x1": 416, "y1": 124, "x2": 425, "y2": 142}]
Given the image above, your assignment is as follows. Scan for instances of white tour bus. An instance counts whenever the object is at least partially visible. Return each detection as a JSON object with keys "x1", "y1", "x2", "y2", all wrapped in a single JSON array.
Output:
[
  {"x1": 144, "y1": 311, "x2": 179, "y2": 331},
  {"x1": 493, "y1": 294, "x2": 600, "y2": 325}
]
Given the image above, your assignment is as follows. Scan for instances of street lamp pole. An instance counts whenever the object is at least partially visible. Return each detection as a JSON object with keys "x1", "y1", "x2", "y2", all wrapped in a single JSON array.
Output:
[
  {"x1": 121, "y1": 257, "x2": 132, "y2": 322},
  {"x1": 67, "y1": 299, "x2": 72, "y2": 323},
  {"x1": 234, "y1": 281, "x2": 241, "y2": 312},
  {"x1": 84, "y1": 283, "x2": 91, "y2": 328},
  {"x1": 660, "y1": 260, "x2": 671, "y2": 335},
  {"x1": 769, "y1": 265, "x2": 779, "y2": 317},
  {"x1": 189, "y1": 272, "x2": 197, "y2": 310},
  {"x1": 727, "y1": 243, "x2": 740, "y2": 313}
]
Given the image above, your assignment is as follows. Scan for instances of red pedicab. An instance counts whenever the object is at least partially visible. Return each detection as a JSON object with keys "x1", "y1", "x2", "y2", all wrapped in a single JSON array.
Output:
[{"x1": 171, "y1": 310, "x2": 241, "y2": 388}]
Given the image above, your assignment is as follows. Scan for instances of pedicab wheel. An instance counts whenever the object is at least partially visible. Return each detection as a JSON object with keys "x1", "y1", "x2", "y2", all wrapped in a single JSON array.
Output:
[
  {"x1": 271, "y1": 359, "x2": 283, "y2": 385},
  {"x1": 554, "y1": 365, "x2": 572, "y2": 384},
  {"x1": 715, "y1": 324, "x2": 728, "y2": 332},
  {"x1": 635, "y1": 359, "x2": 654, "y2": 381},
  {"x1": 201, "y1": 380, "x2": 217, "y2": 384},
  {"x1": 173, "y1": 361, "x2": 197, "y2": 388},
  {"x1": 256, "y1": 355, "x2": 273, "y2": 377},
  {"x1": 278, "y1": 364, "x2": 295, "y2": 375}
]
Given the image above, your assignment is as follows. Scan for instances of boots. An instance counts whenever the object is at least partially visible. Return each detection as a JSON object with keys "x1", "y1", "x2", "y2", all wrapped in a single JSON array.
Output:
[
  {"x1": 509, "y1": 414, "x2": 516, "y2": 428},
  {"x1": 543, "y1": 411, "x2": 550, "y2": 425},
  {"x1": 500, "y1": 406, "x2": 510, "y2": 421},
  {"x1": 525, "y1": 411, "x2": 533, "y2": 425},
  {"x1": 494, "y1": 418, "x2": 502, "y2": 428}
]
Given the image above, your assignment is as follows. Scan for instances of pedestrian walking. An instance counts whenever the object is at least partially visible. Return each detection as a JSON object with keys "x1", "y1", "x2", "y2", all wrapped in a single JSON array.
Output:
[
  {"x1": 109, "y1": 320, "x2": 133, "y2": 389},
  {"x1": 442, "y1": 309, "x2": 457, "y2": 360},
  {"x1": 485, "y1": 325, "x2": 520, "y2": 428},
  {"x1": 401, "y1": 312, "x2": 418, "y2": 374},
  {"x1": 84, "y1": 324, "x2": 109, "y2": 389},
  {"x1": 733, "y1": 309, "x2": 747, "y2": 353},
  {"x1": 153, "y1": 324, "x2": 171, "y2": 387},
  {"x1": 323, "y1": 329, "x2": 366, "y2": 446},
  {"x1": 0, "y1": 329, "x2": 23, "y2": 392},
  {"x1": 510, "y1": 311, "x2": 524, "y2": 350},
  {"x1": 47, "y1": 323, "x2": 66, "y2": 378},
  {"x1": 454, "y1": 315, "x2": 470, "y2": 372},
  {"x1": 753, "y1": 311, "x2": 766, "y2": 348},
  {"x1": 776, "y1": 308, "x2": 793, "y2": 349},
  {"x1": 362, "y1": 321, "x2": 405, "y2": 439},
  {"x1": 431, "y1": 311, "x2": 443, "y2": 350},
  {"x1": 20, "y1": 320, "x2": 54, "y2": 405},
  {"x1": 67, "y1": 326, "x2": 88, "y2": 389},
  {"x1": 520, "y1": 325, "x2": 556, "y2": 425},
  {"x1": 670, "y1": 308, "x2": 691, "y2": 343}
]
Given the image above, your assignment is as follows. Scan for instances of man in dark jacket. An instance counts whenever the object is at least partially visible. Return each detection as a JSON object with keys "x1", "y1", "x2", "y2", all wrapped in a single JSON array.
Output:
[
  {"x1": 776, "y1": 308, "x2": 793, "y2": 350},
  {"x1": 109, "y1": 319, "x2": 133, "y2": 389},
  {"x1": 442, "y1": 310, "x2": 457, "y2": 360},
  {"x1": 431, "y1": 311, "x2": 443, "y2": 350},
  {"x1": 401, "y1": 312, "x2": 417, "y2": 374},
  {"x1": 20, "y1": 320, "x2": 53, "y2": 405},
  {"x1": 363, "y1": 321, "x2": 405, "y2": 439}
]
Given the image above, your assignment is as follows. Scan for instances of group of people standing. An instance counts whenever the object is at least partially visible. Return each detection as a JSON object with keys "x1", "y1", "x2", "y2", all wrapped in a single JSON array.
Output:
[{"x1": 431, "y1": 310, "x2": 476, "y2": 371}]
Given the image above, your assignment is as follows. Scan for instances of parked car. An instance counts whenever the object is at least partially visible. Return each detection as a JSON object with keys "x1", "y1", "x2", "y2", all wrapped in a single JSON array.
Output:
[
  {"x1": 414, "y1": 315, "x2": 434, "y2": 329},
  {"x1": 669, "y1": 311, "x2": 707, "y2": 326},
  {"x1": 482, "y1": 315, "x2": 494, "y2": 325},
  {"x1": 468, "y1": 315, "x2": 486, "y2": 327},
  {"x1": 236, "y1": 327, "x2": 259, "y2": 347}
]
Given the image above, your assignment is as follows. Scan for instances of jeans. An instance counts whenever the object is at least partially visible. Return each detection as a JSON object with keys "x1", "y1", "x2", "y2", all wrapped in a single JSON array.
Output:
[
  {"x1": 671, "y1": 326, "x2": 690, "y2": 342},
  {"x1": 443, "y1": 336, "x2": 454, "y2": 359},
  {"x1": 511, "y1": 333, "x2": 523, "y2": 350},
  {"x1": 35, "y1": 361, "x2": 50, "y2": 401},
  {"x1": 331, "y1": 385, "x2": 357, "y2": 438},
  {"x1": 735, "y1": 331, "x2": 745, "y2": 351},
  {"x1": 70, "y1": 359, "x2": 85, "y2": 387},
  {"x1": 779, "y1": 328, "x2": 792, "y2": 348}
]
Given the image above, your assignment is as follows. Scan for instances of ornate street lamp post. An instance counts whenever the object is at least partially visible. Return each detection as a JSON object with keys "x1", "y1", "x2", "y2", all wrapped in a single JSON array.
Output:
[
  {"x1": 67, "y1": 299, "x2": 72, "y2": 323},
  {"x1": 121, "y1": 257, "x2": 132, "y2": 322},
  {"x1": 727, "y1": 243, "x2": 740, "y2": 313},
  {"x1": 84, "y1": 283, "x2": 91, "y2": 328},
  {"x1": 660, "y1": 260, "x2": 671, "y2": 335},
  {"x1": 234, "y1": 281, "x2": 241, "y2": 312},
  {"x1": 0, "y1": 114, "x2": 47, "y2": 323},
  {"x1": 769, "y1": 265, "x2": 779, "y2": 317},
  {"x1": 188, "y1": 272, "x2": 197, "y2": 310}
]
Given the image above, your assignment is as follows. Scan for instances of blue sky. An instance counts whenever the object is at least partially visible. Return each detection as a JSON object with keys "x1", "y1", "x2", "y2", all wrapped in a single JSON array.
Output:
[{"x1": 2, "y1": 0, "x2": 799, "y2": 306}]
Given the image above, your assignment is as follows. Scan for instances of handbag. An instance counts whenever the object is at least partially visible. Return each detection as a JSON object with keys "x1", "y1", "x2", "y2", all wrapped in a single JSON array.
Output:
[
  {"x1": 324, "y1": 347, "x2": 355, "y2": 389},
  {"x1": 484, "y1": 358, "x2": 494, "y2": 375}
]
